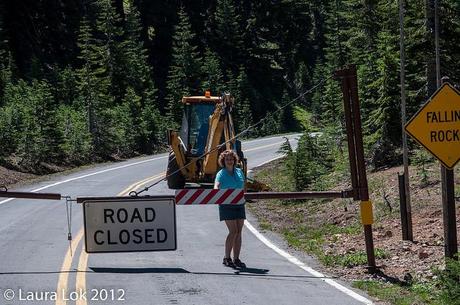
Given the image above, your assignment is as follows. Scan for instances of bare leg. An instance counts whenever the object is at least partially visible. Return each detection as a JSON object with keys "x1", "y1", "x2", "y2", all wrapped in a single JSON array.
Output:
[
  {"x1": 224, "y1": 220, "x2": 238, "y2": 258},
  {"x1": 233, "y1": 219, "x2": 245, "y2": 259}
]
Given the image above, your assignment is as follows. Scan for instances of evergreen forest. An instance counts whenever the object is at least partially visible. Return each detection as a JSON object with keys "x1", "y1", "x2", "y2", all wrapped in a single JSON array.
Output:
[{"x1": 0, "y1": 0, "x2": 459, "y2": 173}]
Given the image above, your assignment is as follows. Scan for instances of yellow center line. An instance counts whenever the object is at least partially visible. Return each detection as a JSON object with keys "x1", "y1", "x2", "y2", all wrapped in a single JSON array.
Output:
[
  {"x1": 118, "y1": 173, "x2": 164, "y2": 196},
  {"x1": 75, "y1": 248, "x2": 88, "y2": 305},
  {"x1": 56, "y1": 229, "x2": 84, "y2": 305},
  {"x1": 68, "y1": 172, "x2": 165, "y2": 305},
  {"x1": 59, "y1": 141, "x2": 284, "y2": 305}
]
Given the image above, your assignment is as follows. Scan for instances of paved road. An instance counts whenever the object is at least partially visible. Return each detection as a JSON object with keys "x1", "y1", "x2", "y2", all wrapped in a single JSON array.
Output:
[{"x1": 0, "y1": 134, "x2": 372, "y2": 305}]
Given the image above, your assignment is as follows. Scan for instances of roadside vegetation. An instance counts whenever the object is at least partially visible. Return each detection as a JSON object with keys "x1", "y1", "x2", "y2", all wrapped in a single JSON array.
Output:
[
  {"x1": 249, "y1": 123, "x2": 460, "y2": 304},
  {"x1": 247, "y1": 104, "x2": 460, "y2": 305}
]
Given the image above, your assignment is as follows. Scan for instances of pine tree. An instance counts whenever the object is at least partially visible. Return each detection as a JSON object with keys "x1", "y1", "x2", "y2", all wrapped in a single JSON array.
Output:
[
  {"x1": 405, "y1": 0, "x2": 430, "y2": 119},
  {"x1": 323, "y1": 0, "x2": 350, "y2": 68},
  {"x1": 95, "y1": 0, "x2": 126, "y2": 103},
  {"x1": 2, "y1": 80, "x2": 61, "y2": 166},
  {"x1": 0, "y1": 12, "x2": 11, "y2": 106},
  {"x1": 212, "y1": 0, "x2": 244, "y2": 72},
  {"x1": 55, "y1": 66, "x2": 79, "y2": 106},
  {"x1": 123, "y1": 3, "x2": 160, "y2": 152},
  {"x1": 234, "y1": 66, "x2": 253, "y2": 133},
  {"x1": 201, "y1": 48, "x2": 224, "y2": 95},
  {"x1": 110, "y1": 89, "x2": 136, "y2": 156},
  {"x1": 56, "y1": 104, "x2": 92, "y2": 164},
  {"x1": 165, "y1": 8, "x2": 201, "y2": 126},
  {"x1": 425, "y1": 0, "x2": 437, "y2": 96},
  {"x1": 76, "y1": 16, "x2": 110, "y2": 157},
  {"x1": 363, "y1": 1, "x2": 401, "y2": 168},
  {"x1": 439, "y1": 1, "x2": 460, "y2": 86},
  {"x1": 310, "y1": 0, "x2": 350, "y2": 127},
  {"x1": 0, "y1": 11, "x2": 14, "y2": 158}
]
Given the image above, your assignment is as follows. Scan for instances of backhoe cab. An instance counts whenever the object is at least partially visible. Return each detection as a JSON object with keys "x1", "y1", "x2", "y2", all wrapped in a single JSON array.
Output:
[{"x1": 166, "y1": 93, "x2": 268, "y2": 191}]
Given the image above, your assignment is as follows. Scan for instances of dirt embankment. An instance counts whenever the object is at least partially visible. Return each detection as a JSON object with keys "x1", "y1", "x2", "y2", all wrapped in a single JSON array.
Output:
[
  {"x1": 249, "y1": 158, "x2": 460, "y2": 284},
  {"x1": 0, "y1": 166, "x2": 37, "y2": 188}
]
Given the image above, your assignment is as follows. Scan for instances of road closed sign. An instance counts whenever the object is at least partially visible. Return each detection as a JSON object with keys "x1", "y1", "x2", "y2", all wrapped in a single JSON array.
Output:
[
  {"x1": 405, "y1": 83, "x2": 460, "y2": 169},
  {"x1": 83, "y1": 198, "x2": 176, "y2": 253}
]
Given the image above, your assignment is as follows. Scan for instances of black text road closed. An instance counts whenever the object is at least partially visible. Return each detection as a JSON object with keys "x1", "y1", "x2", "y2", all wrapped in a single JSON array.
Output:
[{"x1": 83, "y1": 198, "x2": 176, "y2": 253}]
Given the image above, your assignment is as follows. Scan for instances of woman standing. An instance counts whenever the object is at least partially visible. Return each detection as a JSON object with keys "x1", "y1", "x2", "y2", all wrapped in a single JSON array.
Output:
[{"x1": 214, "y1": 149, "x2": 246, "y2": 268}]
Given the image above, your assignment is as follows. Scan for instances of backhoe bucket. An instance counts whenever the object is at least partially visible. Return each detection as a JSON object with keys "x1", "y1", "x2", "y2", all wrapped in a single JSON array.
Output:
[{"x1": 246, "y1": 178, "x2": 271, "y2": 192}]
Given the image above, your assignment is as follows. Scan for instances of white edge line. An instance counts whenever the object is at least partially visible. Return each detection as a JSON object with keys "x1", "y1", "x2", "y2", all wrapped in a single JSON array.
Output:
[
  {"x1": 0, "y1": 135, "x2": 295, "y2": 205},
  {"x1": 0, "y1": 155, "x2": 168, "y2": 205},
  {"x1": 244, "y1": 221, "x2": 373, "y2": 305},
  {"x1": 246, "y1": 155, "x2": 373, "y2": 305},
  {"x1": 243, "y1": 133, "x2": 302, "y2": 145}
]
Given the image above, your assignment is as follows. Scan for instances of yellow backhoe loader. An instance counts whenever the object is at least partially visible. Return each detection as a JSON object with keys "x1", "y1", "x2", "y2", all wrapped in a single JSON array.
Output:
[{"x1": 166, "y1": 92, "x2": 268, "y2": 191}]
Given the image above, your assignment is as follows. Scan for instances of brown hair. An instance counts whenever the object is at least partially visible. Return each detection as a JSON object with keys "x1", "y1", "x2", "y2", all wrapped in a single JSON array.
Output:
[{"x1": 218, "y1": 149, "x2": 239, "y2": 167}]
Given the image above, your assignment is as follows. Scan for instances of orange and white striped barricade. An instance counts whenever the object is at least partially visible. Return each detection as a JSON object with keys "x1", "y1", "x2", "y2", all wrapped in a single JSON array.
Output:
[{"x1": 174, "y1": 189, "x2": 245, "y2": 205}]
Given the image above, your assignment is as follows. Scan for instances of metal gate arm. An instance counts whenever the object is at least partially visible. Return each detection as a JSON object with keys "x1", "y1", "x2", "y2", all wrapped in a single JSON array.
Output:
[{"x1": 0, "y1": 191, "x2": 62, "y2": 200}]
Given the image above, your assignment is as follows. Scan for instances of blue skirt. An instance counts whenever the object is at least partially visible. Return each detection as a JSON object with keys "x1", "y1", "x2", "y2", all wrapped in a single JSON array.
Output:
[{"x1": 219, "y1": 204, "x2": 246, "y2": 221}]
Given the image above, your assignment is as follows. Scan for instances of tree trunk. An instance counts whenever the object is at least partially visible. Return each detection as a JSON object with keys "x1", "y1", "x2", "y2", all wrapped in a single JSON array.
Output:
[{"x1": 425, "y1": 0, "x2": 437, "y2": 96}]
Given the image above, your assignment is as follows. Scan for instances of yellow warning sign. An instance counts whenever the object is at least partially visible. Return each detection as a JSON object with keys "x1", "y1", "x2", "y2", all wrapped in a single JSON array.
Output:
[{"x1": 405, "y1": 83, "x2": 460, "y2": 169}]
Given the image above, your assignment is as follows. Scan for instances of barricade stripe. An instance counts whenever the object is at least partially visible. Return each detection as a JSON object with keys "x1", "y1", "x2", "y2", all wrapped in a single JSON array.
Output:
[
  {"x1": 185, "y1": 189, "x2": 205, "y2": 205},
  {"x1": 200, "y1": 189, "x2": 220, "y2": 204},
  {"x1": 215, "y1": 189, "x2": 234, "y2": 205},
  {"x1": 175, "y1": 189, "x2": 246, "y2": 205},
  {"x1": 175, "y1": 189, "x2": 189, "y2": 204},
  {"x1": 230, "y1": 190, "x2": 245, "y2": 204},
  {"x1": 226, "y1": 189, "x2": 244, "y2": 204},
  {"x1": 222, "y1": 189, "x2": 238, "y2": 204},
  {"x1": 180, "y1": 190, "x2": 199, "y2": 204},
  {"x1": 195, "y1": 189, "x2": 215, "y2": 204}
]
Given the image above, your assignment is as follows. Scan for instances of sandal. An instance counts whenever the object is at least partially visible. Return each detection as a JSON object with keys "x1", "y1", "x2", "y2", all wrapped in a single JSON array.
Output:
[
  {"x1": 223, "y1": 257, "x2": 235, "y2": 268},
  {"x1": 233, "y1": 258, "x2": 246, "y2": 268}
]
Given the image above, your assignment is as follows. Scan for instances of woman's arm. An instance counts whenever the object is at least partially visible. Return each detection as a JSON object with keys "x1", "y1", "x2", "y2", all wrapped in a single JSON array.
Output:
[{"x1": 214, "y1": 169, "x2": 222, "y2": 189}]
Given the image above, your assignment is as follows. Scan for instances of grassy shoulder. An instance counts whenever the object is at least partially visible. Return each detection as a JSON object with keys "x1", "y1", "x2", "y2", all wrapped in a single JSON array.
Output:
[{"x1": 248, "y1": 156, "x2": 460, "y2": 305}]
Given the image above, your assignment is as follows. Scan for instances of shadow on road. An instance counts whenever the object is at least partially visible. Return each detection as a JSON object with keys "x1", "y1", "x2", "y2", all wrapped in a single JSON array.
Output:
[
  {"x1": 232, "y1": 267, "x2": 269, "y2": 274},
  {"x1": 90, "y1": 267, "x2": 189, "y2": 273},
  {"x1": 87, "y1": 266, "x2": 335, "y2": 281},
  {"x1": 89, "y1": 267, "x2": 270, "y2": 275},
  {"x1": 1, "y1": 267, "x2": 337, "y2": 282}
]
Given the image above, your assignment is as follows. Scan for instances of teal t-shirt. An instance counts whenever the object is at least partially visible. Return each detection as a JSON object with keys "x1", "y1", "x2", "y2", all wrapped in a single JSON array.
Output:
[{"x1": 215, "y1": 168, "x2": 245, "y2": 189}]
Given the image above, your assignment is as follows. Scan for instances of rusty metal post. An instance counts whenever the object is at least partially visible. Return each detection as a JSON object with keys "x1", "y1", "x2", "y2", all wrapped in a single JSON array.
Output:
[
  {"x1": 336, "y1": 69, "x2": 359, "y2": 201},
  {"x1": 347, "y1": 65, "x2": 377, "y2": 272},
  {"x1": 398, "y1": 173, "x2": 410, "y2": 240},
  {"x1": 245, "y1": 190, "x2": 353, "y2": 200}
]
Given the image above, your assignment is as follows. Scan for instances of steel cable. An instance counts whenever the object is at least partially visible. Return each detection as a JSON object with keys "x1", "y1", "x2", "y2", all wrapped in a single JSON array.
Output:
[{"x1": 131, "y1": 75, "x2": 333, "y2": 196}]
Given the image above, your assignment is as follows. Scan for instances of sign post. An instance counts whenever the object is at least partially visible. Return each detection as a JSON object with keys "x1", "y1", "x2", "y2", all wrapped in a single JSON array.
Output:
[
  {"x1": 82, "y1": 197, "x2": 176, "y2": 253},
  {"x1": 405, "y1": 81, "x2": 459, "y2": 259},
  {"x1": 336, "y1": 65, "x2": 377, "y2": 273}
]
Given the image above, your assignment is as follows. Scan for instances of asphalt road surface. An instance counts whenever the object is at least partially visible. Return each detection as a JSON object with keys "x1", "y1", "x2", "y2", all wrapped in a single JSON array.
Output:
[{"x1": 0, "y1": 134, "x2": 373, "y2": 305}]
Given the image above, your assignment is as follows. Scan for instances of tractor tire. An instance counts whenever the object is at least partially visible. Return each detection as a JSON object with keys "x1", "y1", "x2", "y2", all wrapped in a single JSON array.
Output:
[{"x1": 166, "y1": 153, "x2": 186, "y2": 189}]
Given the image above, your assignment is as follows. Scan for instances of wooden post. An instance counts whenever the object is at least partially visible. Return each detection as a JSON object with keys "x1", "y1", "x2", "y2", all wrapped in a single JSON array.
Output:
[
  {"x1": 440, "y1": 77, "x2": 458, "y2": 259},
  {"x1": 398, "y1": 0, "x2": 413, "y2": 241}
]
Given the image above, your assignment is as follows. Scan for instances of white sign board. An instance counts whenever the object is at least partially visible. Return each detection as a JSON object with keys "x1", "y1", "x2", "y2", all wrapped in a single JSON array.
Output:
[{"x1": 83, "y1": 198, "x2": 176, "y2": 253}]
